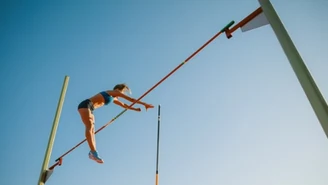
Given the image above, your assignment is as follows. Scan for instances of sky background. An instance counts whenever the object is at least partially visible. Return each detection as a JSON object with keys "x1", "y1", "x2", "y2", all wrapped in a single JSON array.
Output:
[{"x1": 1, "y1": 0, "x2": 328, "y2": 185}]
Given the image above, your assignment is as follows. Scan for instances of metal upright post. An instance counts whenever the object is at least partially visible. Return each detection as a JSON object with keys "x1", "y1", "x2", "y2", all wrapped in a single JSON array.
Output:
[
  {"x1": 38, "y1": 75, "x2": 69, "y2": 185},
  {"x1": 259, "y1": 0, "x2": 328, "y2": 138}
]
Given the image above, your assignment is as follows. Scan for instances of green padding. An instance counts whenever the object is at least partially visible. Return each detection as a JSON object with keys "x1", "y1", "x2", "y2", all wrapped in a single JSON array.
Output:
[{"x1": 220, "y1": 20, "x2": 235, "y2": 32}]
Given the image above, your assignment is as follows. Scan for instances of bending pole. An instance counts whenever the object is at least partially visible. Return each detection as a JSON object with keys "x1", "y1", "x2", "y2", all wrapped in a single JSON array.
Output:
[
  {"x1": 38, "y1": 75, "x2": 69, "y2": 185},
  {"x1": 259, "y1": 0, "x2": 328, "y2": 138},
  {"x1": 50, "y1": 25, "x2": 226, "y2": 169},
  {"x1": 155, "y1": 105, "x2": 161, "y2": 185}
]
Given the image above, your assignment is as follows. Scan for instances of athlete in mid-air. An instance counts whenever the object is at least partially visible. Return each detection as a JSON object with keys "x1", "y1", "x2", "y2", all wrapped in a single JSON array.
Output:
[{"x1": 77, "y1": 83, "x2": 154, "y2": 163}]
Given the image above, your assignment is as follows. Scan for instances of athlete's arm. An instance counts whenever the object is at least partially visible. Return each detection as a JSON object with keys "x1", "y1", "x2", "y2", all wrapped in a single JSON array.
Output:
[
  {"x1": 113, "y1": 99, "x2": 141, "y2": 111},
  {"x1": 108, "y1": 90, "x2": 148, "y2": 106}
]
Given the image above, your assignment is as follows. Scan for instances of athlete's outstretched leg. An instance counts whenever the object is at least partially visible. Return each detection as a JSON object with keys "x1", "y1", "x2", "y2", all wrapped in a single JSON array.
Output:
[
  {"x1": 78, "y1": 108, "x2": 96, "y2": 150},
  {"x1": 78, "y1": 108, "x2": 104, "y2": 164},
  {"x1": 91, "y1": 114, "x2": 96, "y2": 150}
]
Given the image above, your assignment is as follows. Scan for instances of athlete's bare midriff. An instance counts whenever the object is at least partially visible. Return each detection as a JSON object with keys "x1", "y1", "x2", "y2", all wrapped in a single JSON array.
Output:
[{"x1": 89, "y1": 94, "x2": 106, "y2": 109}]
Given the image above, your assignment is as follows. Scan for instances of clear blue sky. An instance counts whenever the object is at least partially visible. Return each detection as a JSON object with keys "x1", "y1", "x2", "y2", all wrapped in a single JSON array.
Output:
[{"x1": 1, "y1": 0, "x2": 328, "y2": 185}]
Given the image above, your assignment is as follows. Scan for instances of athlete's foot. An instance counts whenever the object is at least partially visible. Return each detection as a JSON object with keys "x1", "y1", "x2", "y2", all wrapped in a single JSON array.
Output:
[{"x1": 88, "y1": 151, "x2": 104, "y2": 164}]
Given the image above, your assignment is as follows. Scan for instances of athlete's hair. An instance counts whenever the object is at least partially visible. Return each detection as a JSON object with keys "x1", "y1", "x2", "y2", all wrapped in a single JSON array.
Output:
[{"x1": 113, "y1": 83, "x2": 131, "y2": 94}]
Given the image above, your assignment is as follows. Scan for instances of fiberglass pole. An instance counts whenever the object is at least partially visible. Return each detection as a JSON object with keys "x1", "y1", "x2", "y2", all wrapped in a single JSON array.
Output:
[{"x1": 155, "y1": 104, "x2": 161, "y2": 185}]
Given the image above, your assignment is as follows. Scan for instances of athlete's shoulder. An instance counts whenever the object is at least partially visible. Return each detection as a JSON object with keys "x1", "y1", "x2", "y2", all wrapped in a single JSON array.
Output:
[{"x1": 105, "y1": 90, "x2": 118, "y2": 96}]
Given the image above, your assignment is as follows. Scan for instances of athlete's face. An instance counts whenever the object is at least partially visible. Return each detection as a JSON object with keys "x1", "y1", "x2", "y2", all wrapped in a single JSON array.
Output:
[{"x1": 121, "y1": 88, "x2": 127, "y2": 94}]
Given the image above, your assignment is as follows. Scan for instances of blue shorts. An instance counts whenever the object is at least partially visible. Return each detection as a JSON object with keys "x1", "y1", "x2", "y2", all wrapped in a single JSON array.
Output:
[{"x1": 78, "y1": 99, "x2": 94, "y2": 112}]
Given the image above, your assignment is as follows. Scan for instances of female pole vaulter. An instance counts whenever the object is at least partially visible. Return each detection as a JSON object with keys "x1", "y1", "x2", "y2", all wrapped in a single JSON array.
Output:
[{"x1": 77, "y1": 83, "x2": 154, "y2": 163}]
